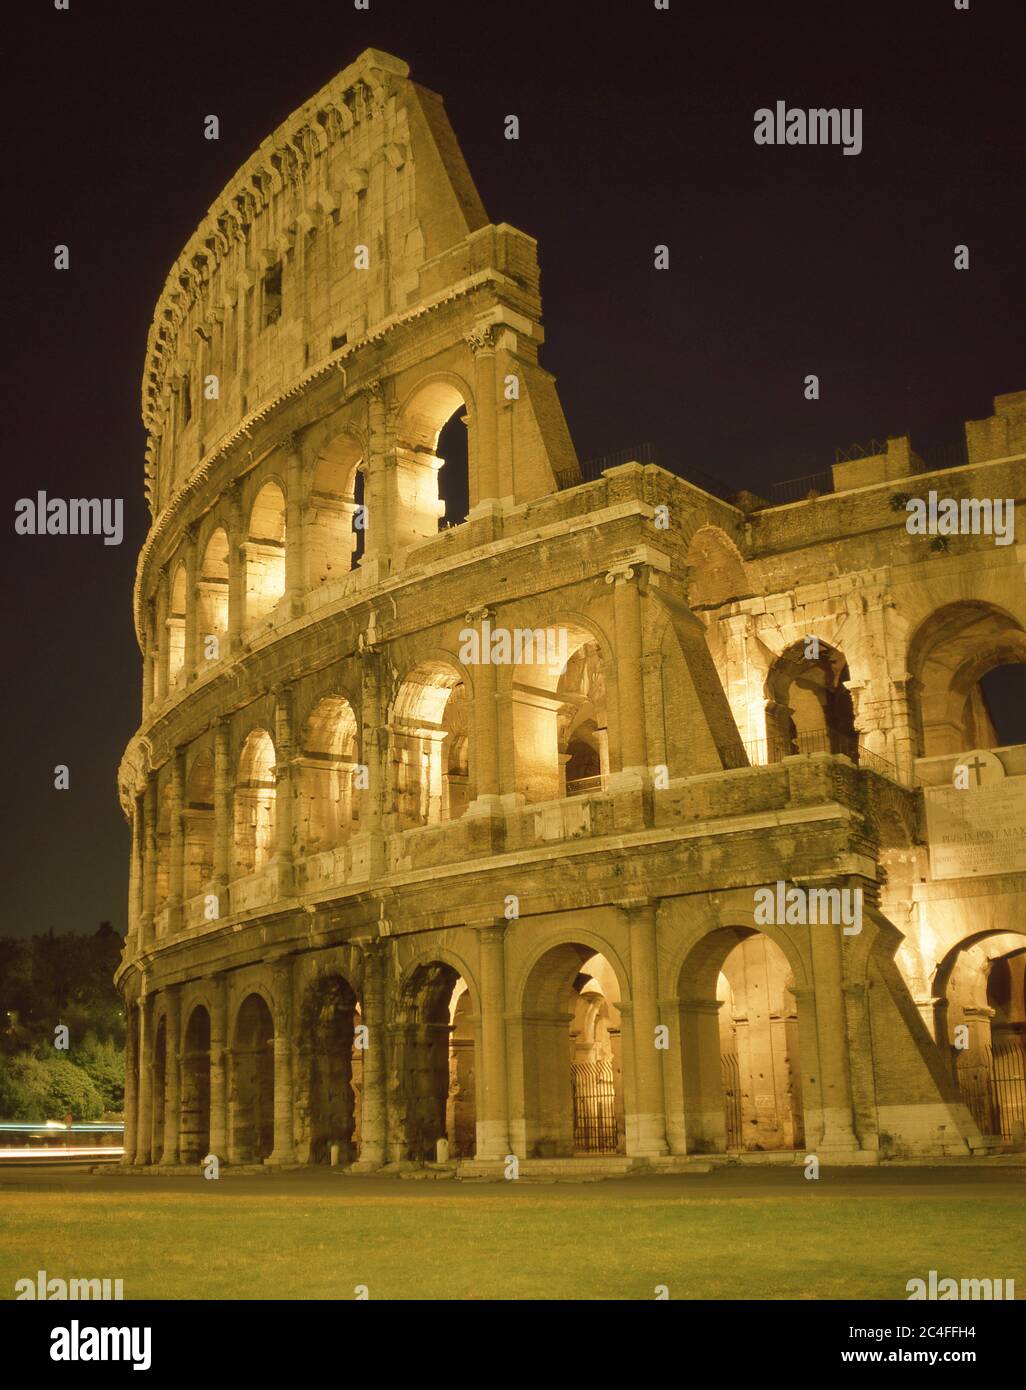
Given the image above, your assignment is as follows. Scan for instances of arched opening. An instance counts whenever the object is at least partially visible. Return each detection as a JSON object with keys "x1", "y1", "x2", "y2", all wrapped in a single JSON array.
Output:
[
  {"x1": 297, "y1": 695, "x2": 360, "y2": 852},
  {"x1": 511, "y1": 624, "x2": 610, "y2": 802},
  {"x1": 180, "y1": 1005, "x2": 211, "y2": 1163},
  {"x1": 231, "y1": 993, "x2": 274, "y2": 1163},
  {"x1": 233, "y1": 730, "x2": 276, "y2": 875},
  {"x1": 394, "y1": 380, "x2": 470, "y2": 546},
  {"x1": 151, "y1": 1016, "x2": 167, "y2": 1163},
  {"x1": 392, "y1": 663, "x2": 468, "y2": 827},
  {"x1": 183, "y1": 753, "x2": 215, "y2": 900},
  {"x1": 295, "y1": 974, "x2": 361, "y2": 1164},
  {"x1": 166, "y1": 564, "x2": 187, "y2": 688},
  {"x1": 764, "y1": 640, "x2": 857, "y2": 762},
  {"x1": 244, "y1": 482, "x2": 286, "y2": 630},
  {"x1": 392, "y1": 963, "x2": 476, "y2": 1162},
  {"x1": 521, "y1": 944, "x2": 625, "y2": 1157},
  {"x1": 677, "y1": 927, "x2": 804, "y2": 1153},
  {"x1": 196, "y1": 529, "x2": 229, "y2": 666},
  {"x1": 909, "y1": 603, "x2": 1026, "y2": 756},
  {"x1": 307, "y1": 438, "x2": 363, "y2": 589},
  {"x1": 937, "y1": 931, "x2": 1026, "y2": 1142}
]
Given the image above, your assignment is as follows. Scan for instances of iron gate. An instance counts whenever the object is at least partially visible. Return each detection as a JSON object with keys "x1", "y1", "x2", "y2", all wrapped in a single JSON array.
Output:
[
  {"x1": 721, "y1": 1053, "x2": 742, "y2": 1149},
  {"x1": 571, "y1": 1059, "x2": 619, "y2": 1153},
  {"x1": 957, "y1": 1042, "x2": 1026, "y2": 1140}
]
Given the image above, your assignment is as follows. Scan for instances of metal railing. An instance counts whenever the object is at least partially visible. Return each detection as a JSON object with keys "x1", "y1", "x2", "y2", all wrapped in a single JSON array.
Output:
[{"x1": 716, "y1": 729, "x2": 905, "y2": 783}]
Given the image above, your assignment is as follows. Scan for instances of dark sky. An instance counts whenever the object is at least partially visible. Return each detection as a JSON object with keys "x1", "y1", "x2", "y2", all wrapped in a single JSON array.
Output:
[{"x1": 3, "y1": 0, "x2": 1024, "y2": 939}]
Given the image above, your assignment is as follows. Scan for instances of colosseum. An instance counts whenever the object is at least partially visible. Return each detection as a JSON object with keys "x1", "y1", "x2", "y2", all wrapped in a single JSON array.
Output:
[{"x1": 116, "y1": 48, "x2": 1026, "y2": 1173}]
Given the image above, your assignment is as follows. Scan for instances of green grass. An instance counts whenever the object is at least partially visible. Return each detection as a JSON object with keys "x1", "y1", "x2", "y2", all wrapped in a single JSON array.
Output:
[{"x1": 2, "y1": 1190, "x2": 1023, "y2": 1300}]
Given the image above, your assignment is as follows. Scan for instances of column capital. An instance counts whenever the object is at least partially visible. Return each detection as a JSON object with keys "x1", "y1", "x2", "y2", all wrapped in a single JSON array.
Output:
[{"x1": 465, "y1": 325, "x2": 500, "y2": 355}]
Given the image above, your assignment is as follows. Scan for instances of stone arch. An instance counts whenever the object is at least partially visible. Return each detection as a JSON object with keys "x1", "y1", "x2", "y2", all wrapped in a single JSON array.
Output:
[
  {"x1": 391, "y1": 958, "x2": 477, "y2": 1162},
  {"x1": 516, "y1": 935, "x2": 629, "y2": 1157},
  {"x1": 394, "y1": 373, "x2": 473, "y2": 544},
  {"x1": 391, "y1": 659, "x2": 469, "y2": 826},
  {"x1": 764, "y1": 638, "x2": 858, "y2": 761},
  {"x1": 233, "y1": 729, "x2": 276, "y2": 875},
  {"x1": 184, "y1": 751, "x2": 215, "y2": 899},
  {"x1": 196, "y1": 527, "x2": 229, "y2": 665},
  {"x1": 674, "y1": 925, "x2": 805, "y2": 1153},
  {"x1": 180, "y1": 1003, "x2": 211, "y2": 1163},
  {"x1": 166, "y1": 563, "x2": 187, "y2": 688},
  {"x1": 295, "y1": 972, "x2": 361, "y2": 1164},
  {"x1": 685, "y1": 525, "x2": 751, "y2": 610},
  {"x1": 244, "y1": 480, "x2": 286, "y2": 630},
  {"x1": 934, "y1": 928, "x2": 1026, "y2": 1139},
  {"x1": 907, "y1": 601, "x2": 1026, "y2": 756},
  {"x1": 506, "y1": 616, "x2": 613, "y2": 803},
  {"x1": 297, "y1": 694, "x2": 360, "y2": 852},
  {"x1": 306, "y1": 432, "x2": 363, "y2": 588},
  {"x1": 154, "y1": 775, "x2": 172, "y2": 913},
  {"x1": 230, "y1": 992, "x2": 274, "y2": 1163}
]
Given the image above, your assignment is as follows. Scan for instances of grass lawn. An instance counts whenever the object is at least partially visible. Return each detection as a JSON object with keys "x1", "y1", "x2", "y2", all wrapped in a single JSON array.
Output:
[{"x1": 3, "y1": 1186, "x2": 1025, "y2": 1300}]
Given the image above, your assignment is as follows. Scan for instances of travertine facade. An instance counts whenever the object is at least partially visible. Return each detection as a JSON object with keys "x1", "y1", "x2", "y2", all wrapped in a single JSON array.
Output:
[{"x1": 116, "y1": 49, "x2": 1026, "y2": 1171}]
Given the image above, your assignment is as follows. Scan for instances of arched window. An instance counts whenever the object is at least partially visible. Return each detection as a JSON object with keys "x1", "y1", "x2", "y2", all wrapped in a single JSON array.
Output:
[
  {"x1": 394, "y1": 380, "x2": 470, "y2": 548},
  {"x1": 244, "y1": 483, "x2": 286, "y2": 630},
  {"x1": 234, "y1": 730, "x2": 276, "y2": 875},
  {"x1": 764, "y1": 640, "x2": 857, "y2": 761},
  {"x1": 196, "y1": 529, "x2": 229, "y2": 666},
  {"x1": 166, "y1": 564, "x2": 187, "y2": 687}
]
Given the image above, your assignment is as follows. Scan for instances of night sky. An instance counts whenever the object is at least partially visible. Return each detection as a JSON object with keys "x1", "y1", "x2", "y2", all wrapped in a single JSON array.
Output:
[{"x1": 3, "y1": 0, "x2": 1024, "y2": 939}]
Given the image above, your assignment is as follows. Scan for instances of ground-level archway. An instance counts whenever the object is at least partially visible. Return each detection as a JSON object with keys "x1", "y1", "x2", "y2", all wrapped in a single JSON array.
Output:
[
  {"x1": 180, "y1": 1004, "x2": 211, "y2": 1163},
  {"x1": 391, "y1": 961, "x2": 476, "y2": 1161},
  {"x1": 520, "y1": 943, "x2": 625, "y2": 1157},
  {"x1": 295, "y1": 974, "x2": 362, "y2": 1164},
  {"x1": 677, "y1": 927, "x2": 804, "y2": 1153},
  {"x1": 230, "y1": 993, "x2": 274, "y2": 1163},
  {"x1": 151, "y1": 1016, "x2": 167, "y2": 1163}
]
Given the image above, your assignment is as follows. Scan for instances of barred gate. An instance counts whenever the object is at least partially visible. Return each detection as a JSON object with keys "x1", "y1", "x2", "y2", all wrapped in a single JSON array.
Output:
[
  {"x1": 721, "y1": 1053, "x2": 742, "y2": 1150},
  {"x1": 571, "y1": 1059, "x2": 618, "y2": 1153},
  {"x1": 957, "y1": 1042, "x2": 1026, "y2": 1140}
]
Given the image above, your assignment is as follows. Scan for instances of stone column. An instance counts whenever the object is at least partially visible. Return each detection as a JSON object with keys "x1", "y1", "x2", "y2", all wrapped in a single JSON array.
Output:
[
  {"x1": 356, "y1": 651, "x2": 388, "y2": 878},
  {"x1": 361, "y1": 382, "x2": 390, "y2": 573},
  {"x1": 209, "y1": 974, "x2": 228, "y2": 1161},
  {"x1": 607, "y1": 564, "x2": 648, "y2": 777},
  {"x1": 140, "y1": 608, "x2": 154, "y2": 721},
  {"x1": 466, "y1": 608, "x2": 501, "y2": 811},
  {"x1": 273, "y1": 685, "x2": 296, "y2": 897},
  {"x1": 168, "y1": 748, "x2": 186, "y2": 933},
  {"x1": 227, "y1": 481, "x2": 246, "y2": 652},
  {"x1": 468, "y1": 327, "x2": 498, "y2": 507},
  {"x1": 161, "y1": 986, "x2": 182, "y2": 1165},
  {"x1": 268, "y1": 957, "x2": 296, "y2": 1165},
  {"x1": 283, "y1": 435, "x2": 306, "y2": 618},
  {"x1": 121, "y1": 1002, "x2": 139, "y2": 1165},
  {"x1": 808, "y1": 915, "x2": 859, "y2": 1152},
  {"x1": 140, "y1": 774, "x2": 157, "y2": 947},
  {"x1": 213, "y1": 718, "x2": 232, "y2": 918},
  {"x1": 136, "y1": 990, "x2": 153, "y2": 1165},
  {"x1": 183, "y1": 525, "x2": 199, "y2": 682},
  {"x1": 621, "y1": 898, "x2": 669, "y2": 1155},
  {"x1": 128, "y1": 792, "x2": 144, "y2": 948},
  {"x1": 473, "y1": 920, "x2": 510, "y2": 1158},
  {"x1": 153, "y1": 578, "x2": 169, "y2": 702},
  {"x1": 355, "y1": 940, "x2": 387, "y2": 1169}
]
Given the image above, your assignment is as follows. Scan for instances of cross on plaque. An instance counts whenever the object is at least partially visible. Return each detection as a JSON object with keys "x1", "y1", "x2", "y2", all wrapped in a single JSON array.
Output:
[{"x1": 965, "y1": 754, "x2": 987, "y2": 787}]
